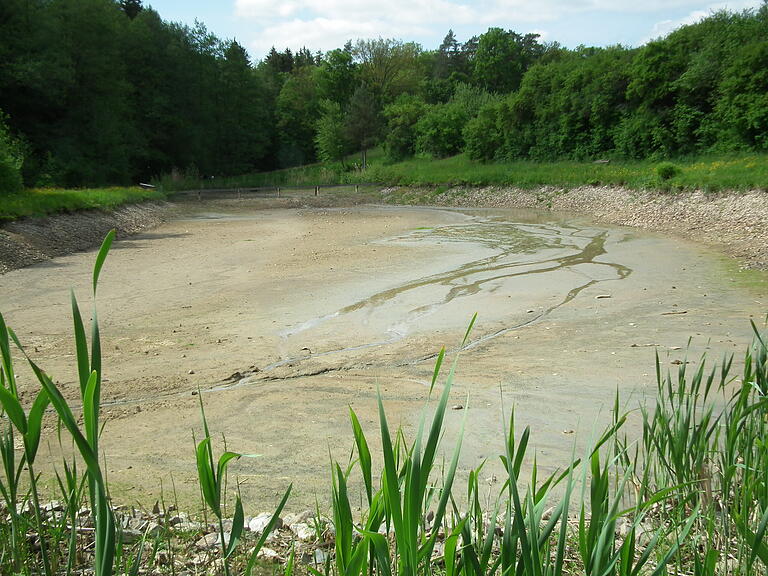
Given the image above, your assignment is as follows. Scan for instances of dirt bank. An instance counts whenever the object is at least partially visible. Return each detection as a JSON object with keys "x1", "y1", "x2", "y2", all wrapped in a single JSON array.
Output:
[
  {"x1": 0, "y1": 202, "x2": 172, "y2": 274},
  {"x1": 386, "y1": 186, "x2": 768, "y2": 270}
]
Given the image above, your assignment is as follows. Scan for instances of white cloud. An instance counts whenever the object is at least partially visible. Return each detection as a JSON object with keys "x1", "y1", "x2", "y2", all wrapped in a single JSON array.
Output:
[
  {"x1": 641, "y1": 0, "x2": 761, "y2": 43},
  {"x1": 235, "y1": 0, "x2": 765, "y2": 57}
]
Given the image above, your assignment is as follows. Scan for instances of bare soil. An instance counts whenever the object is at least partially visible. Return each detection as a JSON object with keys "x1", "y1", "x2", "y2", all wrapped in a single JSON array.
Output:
[{"x1": 0, "y1": 193, "x2": 765, "y2": 514}]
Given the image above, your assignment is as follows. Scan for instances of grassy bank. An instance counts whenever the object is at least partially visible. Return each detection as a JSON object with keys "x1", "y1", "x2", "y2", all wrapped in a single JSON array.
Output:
[
  {"x1": 158, "y1": 151, "x2": 768, "y2": 193},
  {"x1": 0, "y1": 231, "x2": 766, "y2": 575},
  {"x1": 0, "y1": 187, "x2": 167, "y2": 221}
]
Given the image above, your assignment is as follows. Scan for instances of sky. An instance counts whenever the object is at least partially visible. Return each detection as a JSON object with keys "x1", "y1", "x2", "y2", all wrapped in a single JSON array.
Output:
[{"x1": 145, "y1": 0, "x2": 764, "y2": 61}]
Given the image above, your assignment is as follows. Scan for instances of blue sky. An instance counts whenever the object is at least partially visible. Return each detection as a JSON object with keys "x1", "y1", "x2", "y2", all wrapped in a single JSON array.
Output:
[{"x1": 146, "y1": 0, "x2": 763, "y2": 61}]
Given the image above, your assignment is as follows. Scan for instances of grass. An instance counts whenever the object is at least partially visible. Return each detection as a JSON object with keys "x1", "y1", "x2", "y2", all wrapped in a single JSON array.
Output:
[
  {"x1": 0, "y1": 232, "x2": 766, "y2": 575},
  {"x1": 0, "y1": 187, "x2": 167, "y2": 221},
  {"x1": 157, "y1": 150, "x2": 768, "y2": 194}
]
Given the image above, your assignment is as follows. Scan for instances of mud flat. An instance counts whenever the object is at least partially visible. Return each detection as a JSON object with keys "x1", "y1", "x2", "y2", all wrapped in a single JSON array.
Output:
[{"x1": 1, "y1": 200, "x2": 765, "y2": 510}]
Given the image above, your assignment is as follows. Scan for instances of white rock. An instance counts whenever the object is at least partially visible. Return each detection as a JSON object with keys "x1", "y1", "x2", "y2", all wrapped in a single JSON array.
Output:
[
  {"x1": 257, "y1": 547, "x2": 280, "y2": 563},
  {"x1": 195, "y1": 533, "x2": 219, "y2": 549},
  {"x1": 290, "y1": 522, "x2": 316, "y2": 542},
  {"x1": 248, "y1": 512, "x2": 282, "y2": 534},
  {"x1": 120, "y1": 528, "x2": 143, "y2": 544},
  {"x1": 43, "y1": 501, "x2": 64, "y2": 513},
  {"x1": 284, "y1": 510, "x2": 314, "y2": 525},
  {"x1": 313, "y1": 549, "x2": 329, "y2": 564}
]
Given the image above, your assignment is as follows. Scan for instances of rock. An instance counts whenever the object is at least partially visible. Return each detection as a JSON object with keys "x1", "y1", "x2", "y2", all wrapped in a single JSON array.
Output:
[
  {"x1": 120, "y1": 528, "x2": 143, "y2": 544},
  {"x1": 256, "y1": 547, "x2": 280, "y2": 563},
  {"x1": 284, "y1": 510, "x2": 314, "y2": 525},
  {"x1": 451, "y1": 405, "x2": 464, "y2": 410},
  {"x1": 175, "y1": 520, "x2": 203, "y2": 532},
  {"x1": 43, "y1": 501, "x2": 64, "y2": 513},
  {"x1": 635, "y1": 523, "x2": 655, "y2": 547},
  {"x1": 168, "y1": 513, "x2": 187, "y2": 526},
  {"x1": 615, "y1": 516, "x2": 632, "y2": 539},
  {"x1": 156, "y1": 550, "x2": 171, "y2": 566},
  {"x1": 313, "y1": 549, "x2": 329, "y2": 564},
  {"x1": 188, "y1": 369, "x2": 195, "y2": 375},
  {"x1": 248, "y1": 512, "x2": 282, "y2": 534},
  {"x1": 189, "y1": 553, "x2": 209, "y2": 566},
  {"x1": 290, "y1": 522, "x2": 316, "y2": 542},
  {"x1": 195, "y1": 533, "x2": 219, "y2": 549}
]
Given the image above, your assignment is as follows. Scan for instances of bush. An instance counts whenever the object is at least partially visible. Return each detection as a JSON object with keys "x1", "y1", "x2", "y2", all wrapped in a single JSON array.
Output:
[
  {"x1": 383, "y1": 94, "x2": 427, "y2": 162},
  {"x1": 464, "y1": 100, "x2": 504, "y2": 160},
  {"x1": 656, "y1": 161, "x2": 681, "y2": 180}
]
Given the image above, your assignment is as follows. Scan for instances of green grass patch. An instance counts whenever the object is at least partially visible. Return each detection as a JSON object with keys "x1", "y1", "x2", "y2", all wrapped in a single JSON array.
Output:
[
  {"x1": 168, "y1": 151, "x2": 768, "y2": 193},
  {"x1": 0, "y1": 187, "x2": 167, "y2": 221}
]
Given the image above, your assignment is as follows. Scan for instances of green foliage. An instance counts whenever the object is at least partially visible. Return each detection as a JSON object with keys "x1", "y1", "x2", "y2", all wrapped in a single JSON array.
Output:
[
  {"x1": 656, "y1": 161, "x2": 681, "y2": 180},
  {"x1": 277, "y1": 68, "x2": 320, "y2": 167},
  {"x1": 0, "y1": 187, "x2": 166, "y2": 221},
  {"x1": 383, "y1": 94, "x2": 427, "y2": 161},
  {"x1": 345, "y1": 84, "x2": 381, "y2": 167},
  {"x1": 0, "y1": 112, "x2": 23, "y2": 195},
  {"x1": 415, "y1": 84, "x2": 497, "y2": 158},
  {"x1": 315, "y1": 100, "x2": 352, "y2": 165},
  {"x1": 3, "y1": 0, "x2": 768, "y2": 187},
  {"x1": 464, "y1": 100, "x2": 504, "y2": 161},
  {"x1": 316, "y1": 43, "x2": 358, "y2": 107},
  {"x1": 415, "y1": 103, "x2": 467, "y2": 158},
  {"x1": 473, "y1": 28, "x2": 543, "y2": 93}
]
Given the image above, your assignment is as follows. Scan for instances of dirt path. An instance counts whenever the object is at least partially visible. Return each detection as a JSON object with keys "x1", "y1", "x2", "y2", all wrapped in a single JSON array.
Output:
[{"x1": 1, "y1": 199, "x2": 765, "y2": 513}]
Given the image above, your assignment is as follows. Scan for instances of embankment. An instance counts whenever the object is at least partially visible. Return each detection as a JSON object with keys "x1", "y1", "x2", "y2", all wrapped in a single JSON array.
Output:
[{"x1": 0, "y1": 201, "x2": 172, "y2": 273}]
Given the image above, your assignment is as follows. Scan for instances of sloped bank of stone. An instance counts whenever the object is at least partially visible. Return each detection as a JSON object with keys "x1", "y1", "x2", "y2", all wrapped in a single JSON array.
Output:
[
  {"x1": 0, "y1": 201, "x2": 172, "y2": 274},
  {"x1": 382, "y1": 186, "x2": 768, "y2": 270}
]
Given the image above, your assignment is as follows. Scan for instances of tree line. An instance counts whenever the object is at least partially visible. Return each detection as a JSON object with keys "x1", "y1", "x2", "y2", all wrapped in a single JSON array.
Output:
[{"x1": 1, "y1": 0, "x2": 767, "y2": 193}]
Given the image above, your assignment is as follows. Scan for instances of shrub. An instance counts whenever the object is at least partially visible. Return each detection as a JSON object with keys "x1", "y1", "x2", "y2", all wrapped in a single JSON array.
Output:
[{"x1": 656, "y1": 161, "x2": 682, "y2": 180}]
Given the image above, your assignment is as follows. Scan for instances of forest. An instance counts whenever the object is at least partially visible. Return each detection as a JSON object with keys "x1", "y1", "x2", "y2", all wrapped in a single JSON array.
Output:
[{"x1": 1, "y1": 0, "x2": 767, "y2": 193}]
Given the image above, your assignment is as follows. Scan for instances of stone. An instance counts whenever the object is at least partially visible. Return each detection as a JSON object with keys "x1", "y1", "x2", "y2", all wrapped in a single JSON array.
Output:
[
  {"x1": 195, "y1": 533, "x2": 219, "y2": 549},
  {"x1": 313, "y1": 549, "x2": 329, "y2": 564},
  {"x1": 120, "y1": 528, "x2": 143, "y2": 544},
  {"x1": 256, "y1": 547, "x2": 280, "y2": 563},
  {"x1": 248, "y1": 512, "x2": 282, "y2": 534},
  {"x1": 290, "y1": 522, "x2": 316, "y2": 542},
  {"x1": 284, "y1": 510, "x2": 314, "y2": 525},
  {"x1": 43, "y1": 501, "x2": 64, "y2": 513}
]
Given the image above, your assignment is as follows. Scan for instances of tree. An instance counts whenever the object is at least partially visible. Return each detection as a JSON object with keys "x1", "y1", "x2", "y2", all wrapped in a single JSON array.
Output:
[
  {"x1": 119, "y1": 0, "x2": 143, "y2": 19},
  {"x1": 383, "y1": 94, "x2": 427, "y2": 160},
  {"x1": 316, "y1": 43, "x2": 358, "y2": 107},
  {"x1": 276, "y1": 67, "x2": 319, "y2": 167},
  {"x1": 473, "y1": 28, "x2": 543, "y2": 93},
  {"x1": 315, "y1": 100, "x2": 351, "y2": 165},
  {"x1": 353, "y1": 38, "x2": 423, "y2": 103},
  {"x1": 345, "y1": 84, "x2": 380, "y2": 168},
  {"x1": 214, "y1": 41, "x2": 272, "y2": 174}
]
